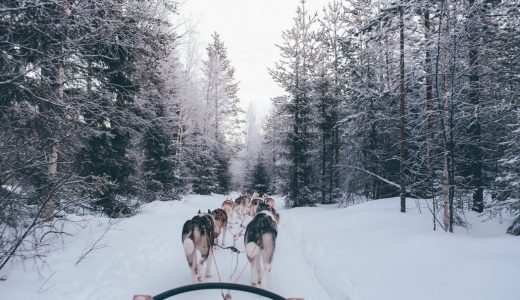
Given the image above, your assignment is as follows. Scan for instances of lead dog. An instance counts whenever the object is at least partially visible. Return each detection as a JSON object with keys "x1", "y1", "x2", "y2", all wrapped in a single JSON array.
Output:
[
  {"x1": 244, "y1": 203, "x2": 279, "y2": 288},
  {"x1": 211, "y1": 208, "x2": 228, "y2": 246},
  {"x1": 222, "y1": 199, "x2": 235, "y2": 219},
  {"x1": 234, "y1": 195, "x2": 251, "y2": 217},
  {"x1": 182, "y1": 210, "x2": 215, "y2": 283}
]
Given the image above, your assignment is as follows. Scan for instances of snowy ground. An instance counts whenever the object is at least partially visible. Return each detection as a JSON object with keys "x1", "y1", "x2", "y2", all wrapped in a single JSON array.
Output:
[{"x1": 1, "y1": 194, "x2": 519, "y2": 300}]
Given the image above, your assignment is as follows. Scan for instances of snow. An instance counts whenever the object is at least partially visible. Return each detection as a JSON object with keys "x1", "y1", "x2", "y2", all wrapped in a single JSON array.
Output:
[
  {"x1": 1, "y1": 194, "x2": 519, "y2": 300},
  {"x1": 1, "y1": 185, "x2": 22, "y2": 194}
]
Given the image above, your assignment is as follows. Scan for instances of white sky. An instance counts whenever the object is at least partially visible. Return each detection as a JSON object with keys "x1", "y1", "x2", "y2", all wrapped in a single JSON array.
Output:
[{"x1": 177, "y1": 0, "x2": 325, "y2": 117}]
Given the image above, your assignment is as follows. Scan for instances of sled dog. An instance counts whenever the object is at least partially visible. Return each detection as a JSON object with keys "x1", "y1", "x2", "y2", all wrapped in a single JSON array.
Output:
[
  {"x1": 244, "y1": 202, "x2": 279, "y2": 288},
  {"x1": 211, "y1": 208, "x2": 228, "y2": 246},
  {"x1": 249, "y1": 197, "x2": 264, "y2": 217},
  {"x1": 181, "y1": 209, "x2": 215, "y2": 283},
  {"x1": 222, "y1": 199, "x2": 235, "y2": 219},
  {"x1": 264, "y1": 196, "x2": 275, "y2": 209},
  {"x1": 234, "y1": 195, "x2": 251, "y2": 217}
]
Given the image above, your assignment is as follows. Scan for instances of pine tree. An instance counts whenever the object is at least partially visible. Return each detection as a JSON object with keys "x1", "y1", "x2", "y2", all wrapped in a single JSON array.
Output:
[
  {"x1": 488, "y1": 1, "x2": 520, "y2": 235},
  {"x1": 250, "y1": 161, "x2": 270, "y2": 195},
  {"x1": 76, "y1": 0, "x2": 176, "y2": 214},
  {"x1": 186, "y1": 126, "x2": 217, "y2": 195},
  {"x1": 214, "y1": 137, "x2": 232, "y2": 194},
  {"x1": 142, "y1": 117, "x2": 176, "y2": 194},
  {"x1": 340, "y1": 0, "x2": 401, "y2": 201},
  {"x1": 467, "y1": 0, "x2": 483, "y2": 213},
  {"x1": 315, "y1": 0, "x2": 348, "y2": 203},
  {"x1": 270, "y1": 0, "x2": 319, "y2": 207},
  {"x1": 139, "y1": 43, "x2": 181, "y2": 200},
  {"x1": 202, "y1": 32, "x2": 243, "y2": 140},
  {"x1": 262, "y1": 97, "x2": 291, "y2": 195},
  {"x1": 191, "y1": 31, "x2": 244, "y2": 195}
]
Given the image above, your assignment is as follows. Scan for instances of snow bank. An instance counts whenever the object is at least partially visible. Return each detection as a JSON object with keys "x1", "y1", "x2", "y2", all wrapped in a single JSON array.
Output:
[{"x1": 282, "y1": 198, "x2": 520, "y2": 300}]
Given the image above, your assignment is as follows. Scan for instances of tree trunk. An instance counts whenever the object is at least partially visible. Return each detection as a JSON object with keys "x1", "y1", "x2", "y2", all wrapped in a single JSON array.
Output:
[
  {"x1": 214, "y1": 78, "x2": 219, "y2": 139},
  {"x1": 321, "y1": 126, "x2": 326, "y2": 203},
  {"x1": 448, "y1": 0, "x2": 461, "y2": 232},
  {"x1": 399, "y1": 1, "x2": 406, "y2": 213},
  {"x1": 468, "y1": 0, "x2": 483, "y2": 213},
  {"x1": 44, "y1": 139, "x2": 58, "y2": 219},
  {"x1": 442, "y1": 0, "x2": 451, "y2": 231},
  {"x1": 44, "y1": 1, "x2": 71, "y2": 220},
  {"x1": 424, "y1": 9, "x2": 435, "y2": 230},
  {"x1": 384, "y1": 35, "x2": 391, "y2": 92}
]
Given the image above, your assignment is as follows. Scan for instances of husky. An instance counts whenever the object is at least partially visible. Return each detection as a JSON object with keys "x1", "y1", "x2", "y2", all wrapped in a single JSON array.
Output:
[
  {"x1": 211, "y1": 208, "x2": 228, "y2": 246},
  {"x1": 244, "y1": 202, "x2": 279, "y2": 288},
  {"x1": 264, "y1": 196, "x2": 275, "y2": 209},
  {"x1": 249, "y1": 197, "x2": 264, "y2": 217},
  {"x1": 234, "y1": 195, "x2": 250, "y2": 217},
  {"x1": 262, "y1": 197, "x2": 280, "y2": 224},
  {"x1": 221, "y1": 199, "x2": 235, "y2": 219},
  {"x1": 181, "y1": 209, "x2": 215, "y2": 283}
]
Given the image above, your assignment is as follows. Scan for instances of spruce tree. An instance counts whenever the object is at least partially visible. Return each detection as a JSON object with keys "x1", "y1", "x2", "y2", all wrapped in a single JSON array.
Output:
[
  {"x1": 195, "y1": 31, "x2": 243, "y2": 195},
  {"x1": 251, "y1": 161, "x2": 270, "y2": 195},
  {"x1": 270, "y1": 0, "x2": 319, "y2": 207},
  {"x1": 186, "y1": 126, "x2": 217, "y2": 195}
]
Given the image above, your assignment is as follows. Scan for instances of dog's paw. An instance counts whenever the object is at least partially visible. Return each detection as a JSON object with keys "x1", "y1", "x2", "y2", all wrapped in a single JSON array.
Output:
[{"x1": 205, "y1": 273, "x2": 213, "y2": 278}]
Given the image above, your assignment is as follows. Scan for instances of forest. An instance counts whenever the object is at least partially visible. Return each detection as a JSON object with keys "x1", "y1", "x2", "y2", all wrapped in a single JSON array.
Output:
[
  {"x1": 1, "y1": 0, "x2": 519, "y2": 276},
  {"x1": 262, "y1": 0, "x2": 520, "y2": 234}
]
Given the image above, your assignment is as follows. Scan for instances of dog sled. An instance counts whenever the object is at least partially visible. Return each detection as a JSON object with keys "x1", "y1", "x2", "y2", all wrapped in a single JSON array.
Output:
[{"x1": 133, "y1": 282, "x2": 303, "y2": 299}]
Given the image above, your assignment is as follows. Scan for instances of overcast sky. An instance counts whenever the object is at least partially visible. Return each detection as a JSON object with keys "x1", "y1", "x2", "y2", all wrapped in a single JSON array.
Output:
[{"x1": 178, "y1": 0, "x2": 324, "y2": 117}]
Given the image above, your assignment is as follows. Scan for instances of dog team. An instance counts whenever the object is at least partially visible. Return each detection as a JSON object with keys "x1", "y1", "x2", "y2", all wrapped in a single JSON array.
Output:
[{"x1": 181, "y1": 193, "x2": 280, "y2": 289}]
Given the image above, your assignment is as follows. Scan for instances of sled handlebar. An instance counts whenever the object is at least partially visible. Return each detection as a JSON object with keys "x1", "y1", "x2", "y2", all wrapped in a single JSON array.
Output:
[{"x1": 133, "y1": 282, "x2": 303, "y2": 300}]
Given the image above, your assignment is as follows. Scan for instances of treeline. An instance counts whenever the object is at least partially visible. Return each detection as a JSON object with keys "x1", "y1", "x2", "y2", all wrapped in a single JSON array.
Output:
[
  {"x1": 264, "y1": 0, "x2": 520, "y2": 234},
  {"x1": 0, "y1": 0, "x2": 242, "y2": 270}
]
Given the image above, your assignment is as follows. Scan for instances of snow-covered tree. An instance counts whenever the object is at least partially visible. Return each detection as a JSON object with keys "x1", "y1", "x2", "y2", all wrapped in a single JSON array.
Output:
[
  {"x1": 202, "y1": 32, "x2": 244, "y2": 141},
  {"x1": 0, "y1": 0, "x2": 181, "y2": 269},
  {"x1": 270, "y1": 0, "x2": 320, "y2": 207},
  {"x1": 314, "y1": 0, "x2": 350, "y2": 203}
]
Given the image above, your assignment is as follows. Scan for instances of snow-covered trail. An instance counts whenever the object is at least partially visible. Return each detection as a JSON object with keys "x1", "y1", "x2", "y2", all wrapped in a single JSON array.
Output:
[
  {"x1": 0, "y1": 194, "x2": 331, "y2": 300},
  {"x1": 2, "y1": 194, "x2": 520, "y2": 300}
]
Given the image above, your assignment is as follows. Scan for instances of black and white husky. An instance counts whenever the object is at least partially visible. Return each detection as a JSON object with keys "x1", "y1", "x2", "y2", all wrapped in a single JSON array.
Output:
[
  {"x1": 244, "y1": 202, "x2": 279, "y2": 288},
  {"x1": 182, "y1": 210, "x2": 215, "y2": 283}
]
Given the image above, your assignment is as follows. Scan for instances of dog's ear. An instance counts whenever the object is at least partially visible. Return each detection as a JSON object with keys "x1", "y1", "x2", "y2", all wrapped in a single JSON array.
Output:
[
  {"x1": 208, "y1": 209, "x2": 211, "y2": 214},
  {"x1": 198, "y1": 209, "x2": 201, "y2": 214}
]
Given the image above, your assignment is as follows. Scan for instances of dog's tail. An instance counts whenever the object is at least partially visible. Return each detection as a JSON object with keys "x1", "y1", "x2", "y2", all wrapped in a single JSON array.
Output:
[
  {"x1": 261, "y1": 233, "x2": 276, "y2": 264},
  {"x1": 246, "y1": 241, "x2": 260, "y2": 259},
  {"x1": 183, "y1": 237, "x2": 194, "y2": 256},
  {"x1": 183, "y1": 224, "x2": 201, "y2": 255}
]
